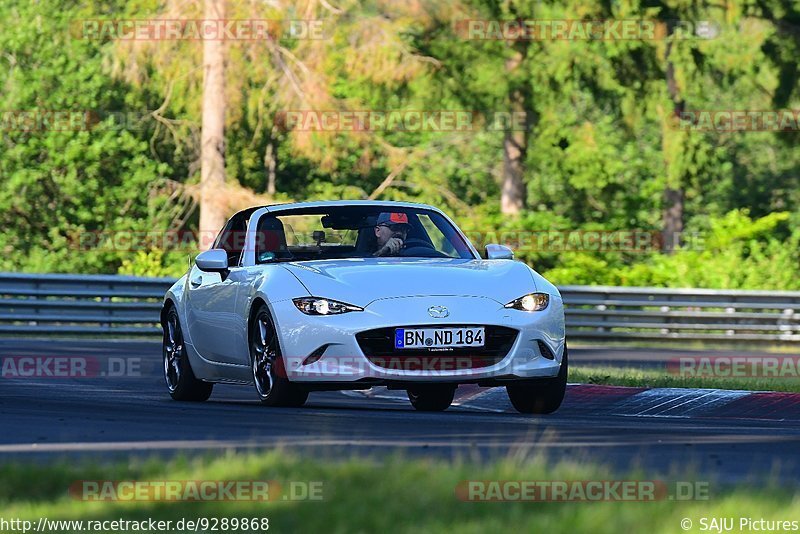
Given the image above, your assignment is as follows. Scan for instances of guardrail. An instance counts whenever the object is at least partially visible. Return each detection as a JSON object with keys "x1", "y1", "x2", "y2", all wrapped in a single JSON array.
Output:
[
  {"x1": 560, "y1": 285, "x2": 800, "y2": 342},
  {"x1": 0, "y1": 273, "x2": 172, "y2": 336},
  {"x1": 1, "y1": 273, "x2": 799, "y2": 342}
]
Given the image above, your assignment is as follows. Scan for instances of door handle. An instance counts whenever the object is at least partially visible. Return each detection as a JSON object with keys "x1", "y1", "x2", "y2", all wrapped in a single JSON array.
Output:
[{"x1": 190, "y1": 275, "x2": 202, "y2": 288}]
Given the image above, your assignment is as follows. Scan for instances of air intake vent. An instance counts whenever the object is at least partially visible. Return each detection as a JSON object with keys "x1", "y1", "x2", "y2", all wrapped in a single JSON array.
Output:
[
  {"x1": 302, "y1": 344, "x2": 329, "y2": 365},
  {"x1": 537, "y1": 340, "x2": 555, "y2": 360}
]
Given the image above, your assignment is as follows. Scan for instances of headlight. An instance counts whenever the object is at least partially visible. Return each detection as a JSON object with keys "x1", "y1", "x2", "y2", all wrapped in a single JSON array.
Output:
[
  {"x1": 505, "y1": 293, "x2": 549, "y2": 312},
  {"x1": 293, "y1": 297, "x2": 363, "y2": 315}
]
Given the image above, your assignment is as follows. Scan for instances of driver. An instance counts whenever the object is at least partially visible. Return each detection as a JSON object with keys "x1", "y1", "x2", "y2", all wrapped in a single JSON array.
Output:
[{"x1": 373, "y1": 212, "x2": 411, "y2": 257}]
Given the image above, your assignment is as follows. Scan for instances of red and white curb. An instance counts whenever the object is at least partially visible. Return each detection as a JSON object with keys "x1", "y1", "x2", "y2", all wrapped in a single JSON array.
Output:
[{"x1": 344, "y1": 384, "x2": 800, "y2": 420}]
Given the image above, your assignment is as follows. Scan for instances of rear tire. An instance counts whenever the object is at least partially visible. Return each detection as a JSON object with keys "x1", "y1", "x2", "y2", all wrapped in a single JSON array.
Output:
[
  {"x1": 506, "y1": 344, "x2": 568, "y2": 414},
  {"x1": 250, "y1": 304, "x2": 308, "y2": 407},
  {"x1": 407, "y1": 385, "x2": 456, "y2": 412},
  {"x1": 162, "y1": 306, "x2": 213, "y2": 402}
]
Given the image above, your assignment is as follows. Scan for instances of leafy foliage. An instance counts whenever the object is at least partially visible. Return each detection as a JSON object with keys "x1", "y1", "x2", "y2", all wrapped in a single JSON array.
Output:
[{"x1": 0, "y1": 0, "x2": 798, "y2": 288}]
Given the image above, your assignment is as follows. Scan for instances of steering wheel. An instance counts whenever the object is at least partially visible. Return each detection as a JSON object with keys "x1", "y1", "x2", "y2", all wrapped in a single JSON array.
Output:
[{"x1": 399, "y1": 238, "x2": 447, "y2": 258}]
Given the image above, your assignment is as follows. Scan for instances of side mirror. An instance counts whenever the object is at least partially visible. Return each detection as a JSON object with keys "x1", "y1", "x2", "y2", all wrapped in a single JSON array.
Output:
[
  {"x1": 485, "y1": 243, "x2": 514, "y2": 260},
  {"x1": 196, "y1": 248, "x2": 229, "y2": 272}
]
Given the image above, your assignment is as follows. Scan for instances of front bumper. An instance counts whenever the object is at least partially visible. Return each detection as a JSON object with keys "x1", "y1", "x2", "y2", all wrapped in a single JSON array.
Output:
[{"x1": 271, "y1": 294, "x2": 565, "y2": 384}]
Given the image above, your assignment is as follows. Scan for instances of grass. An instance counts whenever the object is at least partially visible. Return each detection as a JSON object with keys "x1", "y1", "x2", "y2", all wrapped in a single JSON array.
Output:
[
  {"x1": 571, "y1": 365, "x2": 800, "y2": 392},
  {"x1": 1, "y1": 451, "x2": 799, "y2": 533}
]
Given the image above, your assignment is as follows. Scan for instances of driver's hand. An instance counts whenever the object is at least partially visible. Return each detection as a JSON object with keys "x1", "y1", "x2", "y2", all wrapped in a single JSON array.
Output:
[{"x1": 376, "y1": 237, "x2": 404, "y2": 256}]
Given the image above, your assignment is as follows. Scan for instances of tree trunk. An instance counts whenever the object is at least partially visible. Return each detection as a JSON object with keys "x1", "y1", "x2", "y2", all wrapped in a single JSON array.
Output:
[
  {"x1": 501, "y1": 49, "x2": 528, "y2": 216},
  {"x1": 199, "y1": 0, "x2": 226, "y2": 250},
  {"x1": 265, "y1": 138, "x2": 276, "y2": 196},
  {"x1": 661, "y1": 40, "x2": 685, "y2": 253},
  {"x1": 501, "y1": 110, "x2": 527, "y2": 215},
  {"x1": 662, "y1": 187, "x2": 684, "y2": 252}
]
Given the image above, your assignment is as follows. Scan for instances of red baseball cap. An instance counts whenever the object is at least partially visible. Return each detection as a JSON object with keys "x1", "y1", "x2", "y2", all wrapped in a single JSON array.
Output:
[{"x1": 376, "y1": 212, "x2": 410, "y2": 226}]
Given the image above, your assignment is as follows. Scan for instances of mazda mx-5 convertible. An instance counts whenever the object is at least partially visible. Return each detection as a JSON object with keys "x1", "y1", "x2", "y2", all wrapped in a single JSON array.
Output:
[{"x1": 161, "y1": 201, "x2": 567, "y2": 414}]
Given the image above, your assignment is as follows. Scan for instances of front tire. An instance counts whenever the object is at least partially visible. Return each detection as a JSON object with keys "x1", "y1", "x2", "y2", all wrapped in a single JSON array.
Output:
[
  {"x1": 506, "y1": 344, "x2": 568, "y2": 414},
  {"x1": 162, "y1": 306, "x2": 213, "y2": 401},
  {"x1": 250, "y1": 304, "x2": 308, "y2": 407},
  {"x1": 407, "y1": 385, "x2": 456, "y2": 411}
]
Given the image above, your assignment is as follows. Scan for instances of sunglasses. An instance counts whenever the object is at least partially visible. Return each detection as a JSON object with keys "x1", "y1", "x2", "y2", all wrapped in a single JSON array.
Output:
[{"x1": 377, "y1": 223, "x2": 410, "y2": 233}]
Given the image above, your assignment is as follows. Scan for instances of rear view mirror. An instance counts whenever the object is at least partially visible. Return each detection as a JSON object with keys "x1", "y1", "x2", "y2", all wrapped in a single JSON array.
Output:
[
  {"x1": 195, "y1": 248, "x2": 229, "y2": 272},
  {"x1": 485, "y1": 244, "x2": 514, "y2": 260}
]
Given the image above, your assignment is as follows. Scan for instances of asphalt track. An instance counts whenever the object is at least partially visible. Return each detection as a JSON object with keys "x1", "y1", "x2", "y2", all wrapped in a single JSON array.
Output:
[{"x1": 1, "y1": 340, "x2": 799, "y2": 486}]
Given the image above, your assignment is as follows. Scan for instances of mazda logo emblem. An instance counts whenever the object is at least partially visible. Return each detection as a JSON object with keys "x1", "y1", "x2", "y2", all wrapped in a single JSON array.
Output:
[{"x1": 428, "y1": 306, "x2": 449, "y2": 318}]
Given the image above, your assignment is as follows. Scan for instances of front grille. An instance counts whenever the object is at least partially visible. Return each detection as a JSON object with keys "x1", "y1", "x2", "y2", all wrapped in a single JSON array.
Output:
[{"x1": 356, "y1": 325, "x2": 518, "y2": 371}]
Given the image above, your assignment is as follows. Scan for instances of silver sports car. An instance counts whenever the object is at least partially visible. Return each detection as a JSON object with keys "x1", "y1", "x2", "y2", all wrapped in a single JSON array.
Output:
[{"x1": 161, "y1": 200, "x2": 567, "y2": 413}]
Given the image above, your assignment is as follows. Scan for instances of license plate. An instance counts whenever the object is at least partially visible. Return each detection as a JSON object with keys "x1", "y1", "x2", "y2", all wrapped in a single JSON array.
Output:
[{"x1": 394, "y1": 327, "x2": 485, "y2": 349}]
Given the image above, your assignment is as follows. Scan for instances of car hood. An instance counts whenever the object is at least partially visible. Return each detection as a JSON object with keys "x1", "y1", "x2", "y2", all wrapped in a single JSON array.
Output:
[{"x1": 280, "y1": 258, "x2": 537, "y2": 307}]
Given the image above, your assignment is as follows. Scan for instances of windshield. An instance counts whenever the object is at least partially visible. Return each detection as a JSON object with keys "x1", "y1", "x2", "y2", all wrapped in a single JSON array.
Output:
[{"x1": 254, "y1": 206, "x2": 475, "y2": 263}]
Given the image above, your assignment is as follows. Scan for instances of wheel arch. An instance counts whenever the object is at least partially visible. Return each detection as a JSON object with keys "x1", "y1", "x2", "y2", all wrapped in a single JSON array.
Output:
[
  {"x1": 160, "y1": 275, "x2": 188, "y2": 326},
  {"x1": 160, "y1": 297, "x2": 177, "y2": 327},
  {"x1": 248, "y1": 296, "x2": 269, "y2": 332},
  {"x1": 246, "y1": 295, "x2": 295, "y2": 381}
]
